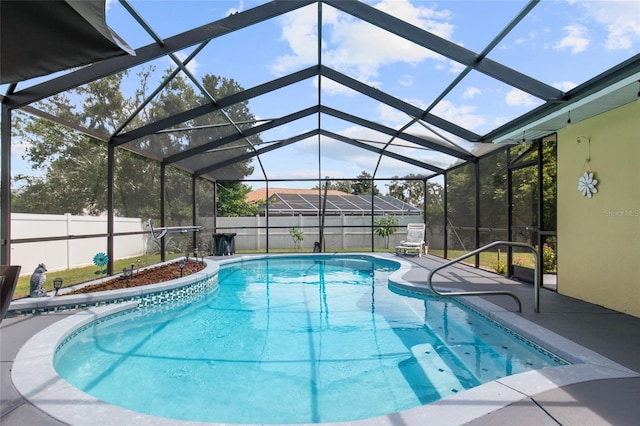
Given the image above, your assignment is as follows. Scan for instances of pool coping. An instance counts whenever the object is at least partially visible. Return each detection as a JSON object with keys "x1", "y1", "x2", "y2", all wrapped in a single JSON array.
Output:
[{"x1": 11, "y1": 253, "x2": 640, "y2": 426}]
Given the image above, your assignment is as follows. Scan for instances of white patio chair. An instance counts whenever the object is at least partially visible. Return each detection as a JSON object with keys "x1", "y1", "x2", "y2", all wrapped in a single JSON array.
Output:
[{"x1": 395, "y1": 223, "x2": 427, "y2": 257}]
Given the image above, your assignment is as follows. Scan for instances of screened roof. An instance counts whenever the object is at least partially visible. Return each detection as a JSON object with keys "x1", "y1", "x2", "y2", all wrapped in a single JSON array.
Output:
[{"x1": 2, "y1": 0, "x2": 639, "y2": 184}]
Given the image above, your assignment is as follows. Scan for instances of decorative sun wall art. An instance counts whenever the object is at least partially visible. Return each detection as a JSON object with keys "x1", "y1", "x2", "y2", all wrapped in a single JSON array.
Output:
[
  {"x1": 578, "y1": 171, "x2": 598, "y2": 198},
  {"x1": 576, "y1": 136, "x2": 598, "y2": 198}
]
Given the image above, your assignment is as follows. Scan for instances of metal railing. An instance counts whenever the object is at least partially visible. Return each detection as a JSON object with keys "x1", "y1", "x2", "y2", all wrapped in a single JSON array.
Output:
[{"x1": 426, "y1": 241, "x2": 540, "y2": 312}]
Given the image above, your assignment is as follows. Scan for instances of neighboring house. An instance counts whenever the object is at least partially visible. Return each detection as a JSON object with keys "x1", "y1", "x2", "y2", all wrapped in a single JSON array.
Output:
[{"x1": 246, "y1": 188, "x2": 422, "y2": 217}]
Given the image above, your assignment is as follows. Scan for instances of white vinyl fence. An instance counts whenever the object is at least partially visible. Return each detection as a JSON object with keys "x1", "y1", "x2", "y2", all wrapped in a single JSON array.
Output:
[
  {"x1": 11, "y1": 213, "x2": 442, "y2": 276},
  {"x1": 11, "y1": 213, "x2": 146, "y2": 276},
  {"x1": 212, "y1": 215, "x2": 442, "y2": 252}
]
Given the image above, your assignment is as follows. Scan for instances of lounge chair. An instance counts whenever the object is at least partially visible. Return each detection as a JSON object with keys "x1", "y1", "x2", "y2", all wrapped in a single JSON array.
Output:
[{"x1": 395, "y1": 223, "x2": 427, "y2": 257}]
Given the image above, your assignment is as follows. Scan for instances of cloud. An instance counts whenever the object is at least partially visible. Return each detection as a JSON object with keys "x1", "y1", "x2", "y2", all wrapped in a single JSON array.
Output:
[
  {"x1": 399, "y1": 74, "x2": 413, "y2": 87},
  {"x1": 376, "y1": 103, "x2": 412, "y2": 126},
  {"x1": 270, "y1": 5, "x2": 321, "y2": 75},
  {"x1": 505, "y1": 89, "x2": 537, "y2": 107},
  {"x1": 257, "y1": 121, "x2": 459, "y2": 181},
  {"x1": 431, "y1": 100, "x2": 486, "y2": 130},
  {"x1": 271, "y1": 0, "x2": 456, "y2": 84},
  {"x1": 173, "y1": 52, "x2": 200, "y2": 75},
  {"x1": 225, "y1": 1, "x2": 245, "y2": 16},
  {"x1": 291, "y1": 129, "x2": 386, "y2": 172},
  {"x1": 463, "y1": 87, "x2": 481, "y2": 99},
  {"x1": 316, "y1": 76, "x2": 359, "y2": 96},
  {"x1": 447, "y1": 59, "x2": 466, "y2": 74},
  {"x1": 553, "y1": 81, "x2": 578, "y2": 92},
  {"x1": 581, "y1": 1, "x2": 640, "y2": 50},
  {"x1": 554, "y1": 25, "x2": 590, "y2": 54},
  {"x1": 514, "y1": 30, "x2": 539, "y2": 46}
]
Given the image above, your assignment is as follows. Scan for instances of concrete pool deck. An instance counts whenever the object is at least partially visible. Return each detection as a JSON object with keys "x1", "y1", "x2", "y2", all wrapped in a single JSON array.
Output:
[{"x1": 2, "y1": 253, "x2": 640, "y2": 425}]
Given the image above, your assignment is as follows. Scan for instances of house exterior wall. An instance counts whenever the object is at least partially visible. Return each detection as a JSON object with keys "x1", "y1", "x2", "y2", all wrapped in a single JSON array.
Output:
[{"x1": 557, "y1": 101, "x2": 640, "y2": 317}]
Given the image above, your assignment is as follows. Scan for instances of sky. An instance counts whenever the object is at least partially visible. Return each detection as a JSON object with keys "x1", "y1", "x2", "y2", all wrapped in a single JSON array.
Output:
[{"x1": 6, "y1": 0, "x2": 640, "y2": 192}]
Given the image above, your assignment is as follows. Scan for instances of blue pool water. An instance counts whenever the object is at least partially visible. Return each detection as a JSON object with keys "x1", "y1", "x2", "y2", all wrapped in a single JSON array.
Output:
[{"x1": 54, "y1": 255, "x2": 565, "y2": 424}]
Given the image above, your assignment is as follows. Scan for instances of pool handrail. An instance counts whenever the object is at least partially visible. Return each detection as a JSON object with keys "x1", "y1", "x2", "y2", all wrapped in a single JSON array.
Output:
[{"x1": 426, "y1": 241, "x2": 541, "y2": 313}]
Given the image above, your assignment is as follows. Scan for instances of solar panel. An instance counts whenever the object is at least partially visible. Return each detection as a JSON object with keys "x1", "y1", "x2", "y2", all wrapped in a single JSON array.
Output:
[{"x1": 263, "y1": 193, "x2": 421, "y2": 216}]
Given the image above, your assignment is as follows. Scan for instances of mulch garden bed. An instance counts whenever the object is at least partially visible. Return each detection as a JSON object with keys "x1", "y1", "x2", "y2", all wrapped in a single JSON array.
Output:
[{"x1": 65, "y1": 260, "x2": 207, "y2": 295}]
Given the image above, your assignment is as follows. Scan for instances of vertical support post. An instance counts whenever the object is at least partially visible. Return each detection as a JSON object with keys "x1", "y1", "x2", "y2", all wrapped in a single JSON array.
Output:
[
  {"x1": 192, "y1": 174, "x2": 197, "y2": 252},
  {"x1": 65, "y1": 213, "x2": 72, "y2": 270},
  {"x1": 160, "y1": 162, "x2": 166, "y2": 262},
  {"x1": 213, "y1": 182, "x2": 217, "y2": 233},
  {"x1": 506, "y1": 149, "x2": 514, "y2": 271},
  {"x1": 422, "y1": 179, "x2": 427, "y2": 221},
  {"x1": 213, "y1": 182, "x2": 218, "y2": 255},
  {"x1": 370, "y1": 188, "x2": 375, "y2": 252},
  {"x1": 1, "y1": 105, "x2": 11, "y2": 265},
  {"x1": 319, "y1": 179, "x2": 328, "y2": 252},
  {"x1": 533, "y1": 247, "x2": 540, "y2": 313},
  {"x1": 474, "y1": 160, "x2": 480, "y2": 268},
  {"x1": 443, "y1": 172, "x2": 448, "y2": 259},
  {"x1": 265, "y1": 184, "x2": 270, "y2": 253},
  {"x1": 255, "y1": 214, "x2": 260, "y2": 251},
  {"x1": 423, "y1": 178, "x2": 428, "y2": 254},
  {"x1": 537, "y1": 139, "x2": 544, "y2": 285},
  {"x1": 341, "y1": 213, "x2": 346, "y2": 250},
  {"x1": 107, "y1": 144, "x2": 115, "y2": 275}
]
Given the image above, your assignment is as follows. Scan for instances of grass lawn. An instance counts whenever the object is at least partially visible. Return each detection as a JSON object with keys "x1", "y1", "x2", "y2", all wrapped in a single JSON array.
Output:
[{"x1": 428, "y1": 249, "x2": 536, "y2": 272}]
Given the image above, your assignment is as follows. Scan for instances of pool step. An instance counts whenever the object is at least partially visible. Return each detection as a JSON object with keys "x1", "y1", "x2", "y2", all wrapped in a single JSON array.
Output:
[{"x1": 411, "y1": 343, "x2": 465, "y2": 397}]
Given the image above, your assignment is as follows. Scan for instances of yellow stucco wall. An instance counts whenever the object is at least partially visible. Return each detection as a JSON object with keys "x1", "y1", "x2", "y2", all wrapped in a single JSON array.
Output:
[{"x1": 557, "y1": 101, "x2": 640, "y2": 317}]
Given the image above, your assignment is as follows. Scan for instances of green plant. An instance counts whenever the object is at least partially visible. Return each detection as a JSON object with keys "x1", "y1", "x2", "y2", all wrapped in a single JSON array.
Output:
[
  {"x1": 542, "y1": 243, "x2": 557, "y2": 273},
  {"x1": 289, "y1": 227, "x2": 304, "y2": 249},
  {"x1": 513, "y1": 257, "x2": 525, "y2": 266},
  {"x1": 374, "y1": 215, "x2": 399, "y2": 249},
  {"x1": 493, "y1": 261, "x2": 507, "y2": 275}
]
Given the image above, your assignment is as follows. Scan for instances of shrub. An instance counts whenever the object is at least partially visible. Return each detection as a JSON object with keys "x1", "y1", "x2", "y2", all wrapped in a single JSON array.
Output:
[
  {"x1": 289, "y1": 227, "x2": 304, "y2": 249},
  {"x1": 374, "y1": 215, "x2": 399, "y2": 249},
  {"x1": 542, "y1": 243, "x2": 557, "y2": 273},
  {"x1": 493, "y1": 261, "x2": 507, "y2": 275}
]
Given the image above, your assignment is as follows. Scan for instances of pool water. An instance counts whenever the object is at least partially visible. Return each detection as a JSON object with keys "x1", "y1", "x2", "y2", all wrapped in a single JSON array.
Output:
[{"x1": 54, "y1": 255, "x2": 565, "y2": 424}]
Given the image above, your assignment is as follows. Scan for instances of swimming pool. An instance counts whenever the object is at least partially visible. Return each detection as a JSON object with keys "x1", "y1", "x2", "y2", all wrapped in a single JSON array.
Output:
[{"x1": 53, "y1": 255, "x2": 565, "y2": 424}]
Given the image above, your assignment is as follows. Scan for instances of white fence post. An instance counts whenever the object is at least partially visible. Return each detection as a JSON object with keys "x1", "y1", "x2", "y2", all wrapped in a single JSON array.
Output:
[
  {"x1": 255, "y1": 214, "x2": 260, "y2": 250},
  {"x1": 65, "y1": 213, "x2": 71, "y2": 270}
]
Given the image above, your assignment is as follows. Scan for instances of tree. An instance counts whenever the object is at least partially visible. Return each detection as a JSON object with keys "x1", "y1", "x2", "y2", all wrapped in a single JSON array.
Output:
[
  {"x1": 443, "y1": 140, "x2": 557, "y2": 249},
  {"x1": 351, "y1": 171, "x2": 380, "y2": 196},
  {"x1": 12, "y1": 67, "x2": 260, "y2": 219},
  {"x1": 386, "y1": 174, "x2": 427, "y2": 208},
  {"x1": 312, "y1": 178, "x2": 352, "y2": 194},
  {"x1": 386, "y1": 175, "x2": 443, "y2": 224},
  {"x1": 216, "y1": 182, "x2": 259, "y2": 217},
  {"x1": 289, "y1": 227, "x2": 304, "y2": 249},
  {"x1": 446, "y1": 163, "x2": 476, "y2": 227},
  {"x1": 374, "y1": 215, "x2": 399, "y2": 249},
  {"x1": 12, "y1": 88, "x2": 114, "y2": 215}
]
